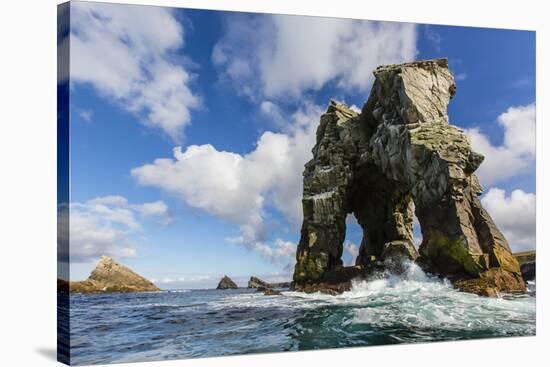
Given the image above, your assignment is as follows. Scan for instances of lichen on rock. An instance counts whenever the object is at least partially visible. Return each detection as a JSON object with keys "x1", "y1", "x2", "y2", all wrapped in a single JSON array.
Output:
[{"x1": 292, "y1": 58, "x2": 525, "y2": 296}]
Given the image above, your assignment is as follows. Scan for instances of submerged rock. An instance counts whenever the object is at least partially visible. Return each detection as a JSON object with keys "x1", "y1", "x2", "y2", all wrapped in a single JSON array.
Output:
[
  {"x1": 216, "y1": 275, "x2": 238, "y2": 289},
  {"x1": 70, "y1": 256, "x2": 160, "y2": 294},
  {"x1": 292, "y1": 58, "x2": 525, "y2": 297},
  {"x1": 264, "y1": 289, "x2": 282, "y2": 296}
]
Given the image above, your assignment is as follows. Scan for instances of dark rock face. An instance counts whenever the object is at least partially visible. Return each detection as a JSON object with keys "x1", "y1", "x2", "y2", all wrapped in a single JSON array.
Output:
[
  {"x1": 520, "y1": 263, "x2": 536, "y2": 281},
  {"x1": 514, "y1": 251, "x2": 536, "y2": 281},
  {"x1": 70, "y1": 256, "x2": 160, "y2": 293},
  {"x1": 216, "y1": 275, "x2": 238, "y2": 289},
  {"x1": 292, "y1": 58, "x2": 525, "y2": 296}
]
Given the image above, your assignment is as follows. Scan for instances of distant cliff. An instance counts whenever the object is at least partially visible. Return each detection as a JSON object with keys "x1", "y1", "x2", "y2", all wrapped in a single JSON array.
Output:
[
  {"x1": 247, "y1": 276, "x2": 291, "y2": 289},
  {"x1": 514, "y1": 251, "x2": 536, "y2": 281},
  {"x1": 67, "y1": 256, "x2": 160, "y2": 293}
]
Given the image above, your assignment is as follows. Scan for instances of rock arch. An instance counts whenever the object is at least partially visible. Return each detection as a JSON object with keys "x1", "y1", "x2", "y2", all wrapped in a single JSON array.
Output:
[{"x1": 292, "y1": 59, "x2": 525, "y2": 296}]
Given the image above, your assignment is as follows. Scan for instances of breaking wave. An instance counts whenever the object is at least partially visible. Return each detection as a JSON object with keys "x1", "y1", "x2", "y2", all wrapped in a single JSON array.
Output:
[
  {"x1": 218, "y1": 262, "x2": 535, "y2": 340},
  {"x1": 69, "y1": 262, "x2": 535, "y2": 365}
]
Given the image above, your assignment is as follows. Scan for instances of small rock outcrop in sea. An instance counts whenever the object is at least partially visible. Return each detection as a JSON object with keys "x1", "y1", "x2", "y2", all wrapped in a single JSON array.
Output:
[
  {"x1": 216, "y1": 275, "x2": 238, "y2": 289},
  {"x1": 70, "y1": 256, "x2": 160, "y2": 293},
  {"x1": 292, "y1": 58, "x2": 526, "y2": 297},
  {"x1": 248, "y1": 276, "x2": 271, "y2": 289},
  {"x1": 247, "y1": 276, "x2": 291, "y2": 290}
]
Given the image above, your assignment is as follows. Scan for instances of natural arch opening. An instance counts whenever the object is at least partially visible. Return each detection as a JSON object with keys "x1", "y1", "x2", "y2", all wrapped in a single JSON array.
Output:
[
  {"x1": 343, "y1": 214, "x2": 362, "y2": 266},
  {"x1": 412, "y1": 213, "x2": 422, "y2": 249},
  {"x1": 346, "y1": 160, "x2": 417, "y2": 267}
]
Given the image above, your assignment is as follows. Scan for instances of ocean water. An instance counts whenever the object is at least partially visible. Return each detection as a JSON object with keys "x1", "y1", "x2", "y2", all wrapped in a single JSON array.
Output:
[{"x1": 64, "y1": 264, "x2": 536, "y2": 365}]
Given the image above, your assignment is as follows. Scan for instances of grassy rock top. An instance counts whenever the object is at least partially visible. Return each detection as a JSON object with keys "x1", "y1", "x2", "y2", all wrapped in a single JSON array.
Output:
[{"x1": 514, "y1": 250, "x2": 536, "y2": 265}]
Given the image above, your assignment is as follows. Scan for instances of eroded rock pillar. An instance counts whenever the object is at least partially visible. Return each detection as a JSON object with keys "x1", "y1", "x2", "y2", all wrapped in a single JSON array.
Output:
[{"x1": 293, "y1": 104, "x2": 357, "y2": 283}]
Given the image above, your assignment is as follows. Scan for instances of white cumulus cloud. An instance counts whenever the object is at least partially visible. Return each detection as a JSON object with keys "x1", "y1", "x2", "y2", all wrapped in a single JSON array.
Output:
[
  {"x1": 466, "y1": 103, "x2": 535, "y2": 186},
  {"x1": 61, "y1": 195, "x2": 171, "y2": 263},
  {"x1": 343, "y1": 241, "x2": 359, "y2": 266},
  {"x1": 69, "y1": 2, "x2": 200, "y2": 141},
  {"x1": 481, "y1": 188, "x2": 536, "y2": 252},
  {"x1": 232, "y1": 238, "x2": 296, "y2": 269},
  {"x1": 132, "y1": 102, "x2": 324, "y2": 268},
  {"x1": 213, "y1": 14, "x2": 417, "y2": 100}
]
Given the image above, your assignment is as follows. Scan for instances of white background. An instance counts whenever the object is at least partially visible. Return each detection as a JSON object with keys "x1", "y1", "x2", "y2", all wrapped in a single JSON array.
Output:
[{"x1": 0, "y1": 0, "x2": 547, "y2": 366}]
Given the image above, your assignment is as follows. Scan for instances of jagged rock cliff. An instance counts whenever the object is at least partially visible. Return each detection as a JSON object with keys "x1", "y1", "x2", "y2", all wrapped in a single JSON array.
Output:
[
  {"x1": 292, "y1": 58, "x2": 525, "y2": 297},
  {"x1": 70, "y1": 256, "x2": 160, "y2": 293},
  {"x1": 216, "y1": 275, "x2": 238, "y2": 289}
]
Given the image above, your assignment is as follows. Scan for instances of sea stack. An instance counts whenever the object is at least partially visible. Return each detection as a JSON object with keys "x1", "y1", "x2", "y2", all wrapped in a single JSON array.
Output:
[
  {"x1": 216, "y1": 275, "x2": 238, "y2": 289},
  {"x1": 292, "y1": 58, "x2": 525, "y2": 297},
  {"x1": 70, "y1": 255, "x2": 160, "y2": 293},
  {"x1": 247, "y1": 276, "x2": 271, "y2": 289}
]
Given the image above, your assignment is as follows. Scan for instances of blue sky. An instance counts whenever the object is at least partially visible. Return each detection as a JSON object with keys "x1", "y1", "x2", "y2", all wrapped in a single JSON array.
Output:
[{"x1": 64, "y1": 2, "x2": 536, "y2": 289}]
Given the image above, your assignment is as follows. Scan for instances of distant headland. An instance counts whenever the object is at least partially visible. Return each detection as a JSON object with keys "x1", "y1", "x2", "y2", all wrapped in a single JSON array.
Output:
[{"x1": 59, "y1": 256, "x2": 160, "y2": 294}]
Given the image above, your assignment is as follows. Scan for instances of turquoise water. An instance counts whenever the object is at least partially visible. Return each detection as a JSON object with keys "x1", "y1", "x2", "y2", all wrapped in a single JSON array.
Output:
[{"x1": 65, "y1": 264, "x2": 535, "y2": 365}]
